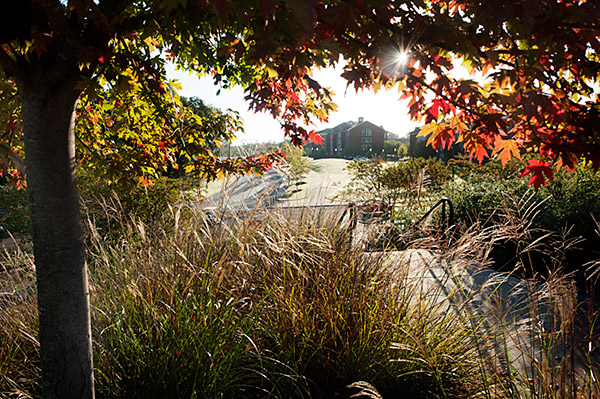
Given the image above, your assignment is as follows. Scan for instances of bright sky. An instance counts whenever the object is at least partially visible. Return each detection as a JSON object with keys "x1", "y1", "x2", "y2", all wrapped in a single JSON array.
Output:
[{"x1": 166, "y1": 63, "x2": 420, "y2": 144}]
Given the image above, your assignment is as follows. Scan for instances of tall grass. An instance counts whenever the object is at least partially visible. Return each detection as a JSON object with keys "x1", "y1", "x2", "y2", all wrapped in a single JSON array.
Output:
[
  {"x1": 85, "y1": 201, "x2": 484, "y2": 398},
  {"x1": 423, "y1": 197, "x2": 600, "y2": 399},
  {"x1": 1, "y1": 187, "x2": 599, "y2": 398},
  {"x1": 0, "y1": 245, "x2": 39, "y2": 397}
]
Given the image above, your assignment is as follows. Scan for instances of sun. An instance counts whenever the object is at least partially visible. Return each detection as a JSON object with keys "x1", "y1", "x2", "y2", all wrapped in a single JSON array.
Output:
[{"x1": 396, "y1": 50, "x2": 410, "y2": 66}]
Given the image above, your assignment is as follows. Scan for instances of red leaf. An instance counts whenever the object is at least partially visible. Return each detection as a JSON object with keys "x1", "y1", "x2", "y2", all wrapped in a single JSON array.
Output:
[
  {"x1": 519, "y1": 160, "x2": 554, "y2": 190},
  {"x1": 307, "y1": 129, "x2": 324, "y2": 146},
  {"x1": 428, "y1": 102, "x2": 440, "y2": 120}
]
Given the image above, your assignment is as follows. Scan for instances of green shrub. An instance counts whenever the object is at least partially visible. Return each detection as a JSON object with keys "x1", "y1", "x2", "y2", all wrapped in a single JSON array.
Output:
[
  {"x1": 344, "y1": 158, "x2": 450, "y2": 209},
  {"x1": 538, "y1": 163, "x2": 600, "y2": 247},
  {"x1": 447, "y1": 154, "x2": 525, "y2": 180},
  {"x1": 0, "y1": 185, "x2": 30, "y2": 239},
  {"x1": 78, "y1": 171, "x2": 198, "y2": 240},
  {"x1": 444, "y1": 160, "x2": 600, "y2": 276}
]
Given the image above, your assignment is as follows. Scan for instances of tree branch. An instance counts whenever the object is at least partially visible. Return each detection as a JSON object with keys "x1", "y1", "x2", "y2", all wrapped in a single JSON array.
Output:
[{"x1": 43, "y1": 0, "x2": 78, "y2": 39}]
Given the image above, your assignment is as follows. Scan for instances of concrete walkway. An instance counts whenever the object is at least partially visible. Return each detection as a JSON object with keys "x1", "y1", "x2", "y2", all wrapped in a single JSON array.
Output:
[{"x1": 381, "y1": 248, "x2": 599, "y2": 391}]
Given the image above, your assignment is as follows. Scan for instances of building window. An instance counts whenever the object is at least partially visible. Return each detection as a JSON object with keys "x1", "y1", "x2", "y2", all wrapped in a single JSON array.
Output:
[
  {"x1": 361, "y1": 137, "x2": 372, "y2": 143},
  {"x1": 362, "y1": 144, "x2": 372, "y2": 151},
  {"x1": 361, "y1": 129, "x2": 372, "y2": 136}
]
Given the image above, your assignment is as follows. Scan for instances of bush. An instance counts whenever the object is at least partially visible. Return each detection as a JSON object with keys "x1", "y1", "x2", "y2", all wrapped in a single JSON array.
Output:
[
  {"x1": 344, "y1": 158, "x2": 450, "y2": 209},
  {"x1": 78, "y1": 171, "x2": 198, "y2": 240},
  {"x1": 0, "y1": 185, "x2": 30, "y2": 239},
  {"x1": 444, "y1": 160, "x2": 600, "y2": 278}
]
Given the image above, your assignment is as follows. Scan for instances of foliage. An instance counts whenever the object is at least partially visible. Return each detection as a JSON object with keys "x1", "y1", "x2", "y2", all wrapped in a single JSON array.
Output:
[
  {"x1": 448, "y1": 154, "x2": 526, "y2": 180},
  {"x1": 3, "y1": 194, "x2": 599, "y2": 398},
  {"x1": 396, "y1": 142, "x2": 408, "y2": 159},
  {"x1": 0, "y1": 68, "x2": 277, "y2": 185},
  {"x1": 1, "y1": 1, "x2": 599, "y2": 396},
  {"x1": 6, "y1": 0, "x2": 590, "y2": 185},
  {"x1": 444, "y1": 160, "x2": 600, "y2": 276},
  {"x1": 383, "y1": 140, "x2": 401, "y2": 157},
  {"x1": 396, "y1": 0, "x2": 600, "y2": 187},
  {"x1": 76, "y1": 80, "x2": 248, "y2": 184},
  {"x1": 344, "y1": 159, "x2": 389, "y2": 203},
  {"x1": 279, "y1": 141, "x2": 311, "y2": 182},
  {"x1": 412, "y1": 137, "x2": 440, "y2": 159},
  {"x1": 345, "y1": 158, "x2": 450, "y2": 208},
  {"x1": 81, "y1": 200, "x2": 484, "y2": 398},
  {"x1": 0, "y1": 0, "x2": 598, "y2": 186},
  {"x1": 0, "y1": 184, "x2": 29, "y2": 239},
  {"x1": 0, "y1": 256, "x2": 40, "y2": 397},
  {"x1": 537, "y1": 162, "x2": 600, "y2": 260},
  {"x1": 0, "y1": 71, "x2": 23, "y2": 186},
  {"x1": 78, "y1": 171, "x2": 198, "y2": 240}
]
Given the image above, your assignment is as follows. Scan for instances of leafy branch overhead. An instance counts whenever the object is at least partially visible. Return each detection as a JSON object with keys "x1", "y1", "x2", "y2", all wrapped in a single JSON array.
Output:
[
  {"x1": 1, "y1": 0, "x2": 599, "y2": 188},
  {"x1": 397, "y1": 0, "x2": 600, "y2": 187}
]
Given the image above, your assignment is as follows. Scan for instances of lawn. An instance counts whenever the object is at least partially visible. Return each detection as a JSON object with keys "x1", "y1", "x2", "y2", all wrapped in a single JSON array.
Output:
[{"x1": 281, "y1": 157, "x2": 352, "y2": 202}]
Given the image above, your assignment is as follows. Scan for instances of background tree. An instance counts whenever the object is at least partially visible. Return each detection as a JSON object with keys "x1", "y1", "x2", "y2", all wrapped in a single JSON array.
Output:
[
  {"x1": 0, "y1": 1, "x2": 599, "y2": 398},
  {"x1": 0, "y1": 71, "x2": 23, "y2": 187},
  {"x1": 280, "y1": 141, "x2": 311, "y2": 183},
  {"x1": 383, "y1": 140, "x2": 401, "y2": 158},
  {"x1": 397, "y1": 143, "x2": 408, "y2": 159}
]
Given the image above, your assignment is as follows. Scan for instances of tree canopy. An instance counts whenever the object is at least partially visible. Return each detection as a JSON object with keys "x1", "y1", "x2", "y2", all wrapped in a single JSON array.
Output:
[
  {"x1": 2, "y1": 0, "x2": 599, "y2": 187},
  {"x1": 399, "y1": 0, "x2": 600, "y2": 187}
]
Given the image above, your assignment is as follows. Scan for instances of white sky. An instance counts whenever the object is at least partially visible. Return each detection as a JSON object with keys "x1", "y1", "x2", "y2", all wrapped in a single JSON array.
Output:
[{"x1": 166, "y1": 63, "x2": 420, "y2": 144}]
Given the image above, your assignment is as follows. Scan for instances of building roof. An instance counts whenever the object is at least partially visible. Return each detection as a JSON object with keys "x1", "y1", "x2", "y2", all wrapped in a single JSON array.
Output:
[{"x1": 318, "y1": 118, "x2": 385, "y2": 135}]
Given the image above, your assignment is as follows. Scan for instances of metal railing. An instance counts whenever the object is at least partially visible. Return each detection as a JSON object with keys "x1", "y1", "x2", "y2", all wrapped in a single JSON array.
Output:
[
  {"x1": 202, "y1": 197, "x2": 454, "y2": 237},
  {"x1": 409, "y1": 197, "x2": 454, "y2": 232}
]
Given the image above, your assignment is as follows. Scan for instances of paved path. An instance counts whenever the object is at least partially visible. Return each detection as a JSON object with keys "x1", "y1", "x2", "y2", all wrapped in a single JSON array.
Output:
[{"x1": 380, "y1": 248, "x2": 599, "y2": 387}]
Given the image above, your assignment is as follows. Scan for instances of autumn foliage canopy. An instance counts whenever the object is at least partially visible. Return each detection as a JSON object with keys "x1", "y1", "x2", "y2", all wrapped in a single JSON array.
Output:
[{"x1": 1, "y1": 0, "x2": 599, "y2": 188}]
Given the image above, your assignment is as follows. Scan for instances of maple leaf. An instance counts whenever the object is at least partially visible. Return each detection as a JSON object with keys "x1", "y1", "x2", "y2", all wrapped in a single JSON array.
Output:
[
  {"x1": 419, "y1": 122, "x2": 453, "y2": 150},
  {"x1": 428, "y1": 98, "x2": 452, "y2": 121},
  {"x1": 519, "y1": 160, "x2": 554, "y2": 190},
  {"x1": 494, "y1": 139, "x2": 521, "y2": 167},
  {"x1": 417, "y1": 122, "x2": 437, "y2": 138},
  {"x1": 426, "y1": 125, "x2": 455, "y2": 150},
  {"x1": 469, "y1": 144, "x2": 489, "y2": 165},
  {"x1": 307, "y1": 129, "x2": 324, "y2": 146}
]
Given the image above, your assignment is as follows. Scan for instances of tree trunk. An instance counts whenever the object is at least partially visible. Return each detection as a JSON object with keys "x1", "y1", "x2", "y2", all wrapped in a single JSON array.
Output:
[{"x1": 20, "y1": 80, "x2": 94, "y2": 398}]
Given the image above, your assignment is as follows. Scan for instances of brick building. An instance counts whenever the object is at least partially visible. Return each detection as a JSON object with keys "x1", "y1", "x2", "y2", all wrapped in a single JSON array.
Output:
[{"x1": 309, "y1": 117, "x2": 388, "y2": 156}]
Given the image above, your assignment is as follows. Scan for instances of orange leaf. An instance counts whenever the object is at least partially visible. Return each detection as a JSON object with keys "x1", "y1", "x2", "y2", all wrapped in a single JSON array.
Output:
[{"x1": 494, "y1": 139, "x2": 521, "y2": 167}]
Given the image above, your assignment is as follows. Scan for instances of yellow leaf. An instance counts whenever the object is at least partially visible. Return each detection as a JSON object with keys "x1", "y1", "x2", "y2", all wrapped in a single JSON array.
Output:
[
  {"x1": 265, "y1": 65, "x2": 278, "y2": 78},
  {"x1": 396, "y1": 79, "x2": 406, "y2": 93},
  {"x1": 418, "y1": 122, "x2": 437, "y2": 138},
  {"x1": 373, "y1": 79, "x2": 382, "y2": 94},
  {"x1": 144, "y1": 36, "x2": 159, "y2": 51},
  {"x1": 448, "y1": 115, "x2": 467, "y2": 133}
]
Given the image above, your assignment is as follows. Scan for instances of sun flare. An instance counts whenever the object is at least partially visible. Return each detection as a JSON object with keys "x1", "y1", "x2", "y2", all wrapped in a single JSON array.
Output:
[{"x1": 396, "y1": 51, "x2": 410, "y2": 66}]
